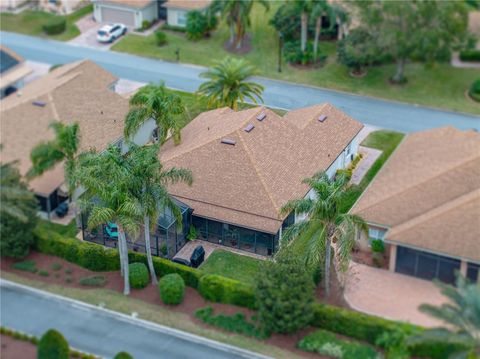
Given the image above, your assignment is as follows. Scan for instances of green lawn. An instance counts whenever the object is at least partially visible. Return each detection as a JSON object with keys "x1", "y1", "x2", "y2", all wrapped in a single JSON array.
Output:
[
  {"x1": 0, "y1": 5, "x2": 92, "y2": 41},
  {"x1": 111, "y1": 3, "x2": 480, "y2": 115},
  {"x1": 200, "y1": 249, "x2": 264, "y2": 285},
  {"x1": 37, "y1": 219, "x2": 77, "y2": 237}
]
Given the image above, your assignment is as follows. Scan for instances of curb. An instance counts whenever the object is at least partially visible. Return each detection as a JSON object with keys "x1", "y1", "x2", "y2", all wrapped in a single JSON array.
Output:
[{"x1": 0, "y1": 279, "x2": 272, "y2": 359}]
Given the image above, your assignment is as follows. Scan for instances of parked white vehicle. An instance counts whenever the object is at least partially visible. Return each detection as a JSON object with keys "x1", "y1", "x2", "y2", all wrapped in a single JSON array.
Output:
[{"x1": 96, "y1": 23, "x2": 127, "y2": 43}]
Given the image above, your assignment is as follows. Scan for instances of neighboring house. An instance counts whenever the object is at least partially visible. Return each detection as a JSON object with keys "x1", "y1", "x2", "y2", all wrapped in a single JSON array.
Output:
[
  {"x1": 163, "y1": 0, "x2": 211, "y2": 28},
  {"x1": 351, "y1": 127, "x2": 480, "y2": 285},
  {"x1": 160, "y1": 104, "x2": 363, "y2": 256},
  {"x1": 92, "y1": 0, "x2": 163, "y2": 29},
  {"x1": 0, "y1": 46, "x2": 32, "y2": 99},
  {"x1": 0, "y1": 60, "x2": 131, "y2": 219},
  {"x1": 0, "y1": 0, "x2": 27, "y2": 11},
  {"x1": 37, "y1": 0, "x2": 86, "y2": 15}
]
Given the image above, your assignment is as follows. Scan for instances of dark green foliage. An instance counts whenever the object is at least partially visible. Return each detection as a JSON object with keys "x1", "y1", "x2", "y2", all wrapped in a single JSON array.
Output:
[
  {"x1": 186, "y1": 226, "x2": 197, "y2": 240},
  {"x1": 65, "y1": 268, "x2": 73, "y2": 274},
  {"x1": 42, "y1": 18, "x2": 66, "y2": 35},
  {"x1": 186, "y1": 10, "x2": 208, "y2": 40},
  {"x1": 283, "y1": 41, "x2": 326, "y2": 66},
  {"x1": 154, "y1": 30, "x2": 167, "y2": 46},
  {"x1": 270, "y1": 3, "x2": 301, "y2": 43},
  {"x1": 370, "y1": 239, "x2": 385, "y2": 253},
  {"x1": 469, "y1": 79, "x2": 480, "y2": 102},
  {"x1": 160, "y1": 243, "x2": 167, "y2": 256},
  {"x1": 38, "y1": 269, "x2": 49, "y2": 277},
  {"x1": 51, "y1": 262, "x2": 62, "y2": 271},
  {"x1": 38, "y1": 329, "x2": 69, "y2": 359},
  {"x1": 113, "y1": 352, "x2": 133, "y2": 359},
  {"x1": 298, "y1": 329, "x2": 379, "y2": 359},
  {"x1": 12, "y1": 260, "x2": 37, "y2": 273},
  {"x1": 158, "y1": 273, "x2": 185, "y2": 305},
  {"x1": 459, "y1": 49, "x2": 480, "y2": 62},
  {"x1": 129, "y1": 262, "x2": 149, "y2": 289},
  {"x1": 337, "y1": 28, "x2": 378, "y2": 74},
  {"x1": 140, "y1": 20, "x2": 152, "y2": 31},
  {"x1": 255, "y1": 255, "x2": 314, "y2": 334},
  {"x1": 198, "y1": 274, "x2": 256, "y2": 309},
  {"x1": 161, "y1": 24, "x2": 187, "y2": 33},
  {"x1": 195, "y1": 307, "x2": 267, "y2": 339},
  {"x1": 79, "y1": 275, "x2": 107, "y2": 287},
  {"x1": 376, "y1": 329, "x2": 410, "y2": 359}
]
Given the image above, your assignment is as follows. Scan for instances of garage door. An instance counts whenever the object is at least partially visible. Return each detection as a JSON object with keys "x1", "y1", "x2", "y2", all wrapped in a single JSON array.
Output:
[{"x1": 101, "y1": 7, "x2": 135, "y2": 27}]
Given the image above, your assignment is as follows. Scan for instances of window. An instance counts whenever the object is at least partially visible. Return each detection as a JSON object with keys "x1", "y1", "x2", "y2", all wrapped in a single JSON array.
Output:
[
  {"x1": 467, "y1": 262, "x2": 479, "y2": 283},
  {"x1": 177, "y1": 11, "x2": 187, "y2": 26},
  {"x1": 368, "y1": 227, "x2": 386, "y2": 242},
  {"x1": 346, "y1": 143, "x2": 352, "y2": 156}
]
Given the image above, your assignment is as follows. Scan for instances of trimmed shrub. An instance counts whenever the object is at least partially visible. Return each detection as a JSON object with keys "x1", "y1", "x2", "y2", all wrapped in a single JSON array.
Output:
[
  {"x1": 469, "y1": 79, "x2": 480, "y2": 102},
  {"x1": 195, "y1": 307, "x2": 267, "y2": 339},
  {"x1": 42, "y1": 18, "x2": 66, "y2": 35},
  {"x1": 161, "y1": 24, "x2": 187, "y2": 33},
  {"x1": 38, "y1": 270, "x2": 50, "y2": 277},
  {"x1": 51, "y1": 262, "x2": 62, "y2": 271},
  {"x1": 38, "y1": 329, "x2": 69, "y2": 359},
  {"x1": 459, "y1": 49, "x2": 480, "y2": 62},
  {"x1": 186, "y1": 226, "x2": 197, "y2": 241},
  {"x1": 114, "y1": 352, "x2": 133, "y2": 359},
  {"x1": 79, "y1": 275, "x2": 107, "y2": 287},
  {"x1": 198, "y1": 274, "x2": 256, "y2": 309},
  {"x1": 129, "y1": 262, "x2": 149, "y2": 289},
  {"x1": 12, "y1": 260, "x2": 37, "y2": 273},
  {"x1": 298, "y1": 329, "x2": 379, "y2": 359},
  {"x1": 154, "y1": 30, "x2": 167, "y2": 46},
  {"x1": 158, "y1": 273, "x2": 185, "y2": 304},
  {"x1": 371, "y1": 239, "x2": 385, "y2": 253},
  {"x1": 186, "y1": 10, "x2": 208, "y2": 40},
  {"x1": 283, "y1": 41, "x2": 326, "y2": 66}
]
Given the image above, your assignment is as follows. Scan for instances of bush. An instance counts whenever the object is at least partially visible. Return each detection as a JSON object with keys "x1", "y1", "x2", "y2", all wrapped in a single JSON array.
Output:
[
  {"x1": 161, "y1": 24, "x2": 187, "y2": 33},
  {"x1": 140, "y1": 20, "x2": 152, "y2": 31},
  {"x1": 255, "y1": 254, "x2": 315, "y2": 334},
  {"x1": 12, "y1": 260, "x2": 37, "y2": 273},
  {"x1": 372, "y1": 252, "x2": 385, "y2": 268},
  {"x1": 79, "y1": 275, "x2": 107, "y2": 287},
  {"x1": 371, "y1": 239, "x2": 385, "y2": 253},
  {"x1": 129, "y1": 262, "x2": 149, "y2": 289},
  {"x1": 459, "y1": 49, "x2": 480, "y2": 62},
  {"x1": 51, "y1": 262, "x2": 62, "y2": 271},
  {"x1": 186, "y1": 226, "x2": 197, "y2": 241},
  {"x1": 158, "y1": 273, "x2": 185, "y2": 305},
  {"x1": 38, "y1": 270, "x2": 49, "y2": 277},
  {"x1": 338, "y1": 28, "x2": 379, "y2": 74},
  {"x1": 154, "y1": 30, "x2": 167, "y2": 46},
  {"x1": 38, "y1": 329, "x2": 69, "y2": 359},
  {"x1": 195, "y1": 307, "x2": 267, "y2": 339},
  {"x1": 114, "y1": 352, "x2": 133, "y2": 359},
  {"x1": 298, "y1": 329, "x2": 379, "y2": 359},
  {"x1": 198, "y1": 274, "x2": 256, "y2": 309},
  {"x1": 42, "y1": 18, "x2": 66, "y2": 35},
  {"x1": 186, "y1": 10, "x2": 208, "y2": 40},
  {"x1": 469, "y1": 79, "x2": 480, "y2": 102},
  {"x1": 283, "y1": 41, "x2": 326, "y2": 66}
]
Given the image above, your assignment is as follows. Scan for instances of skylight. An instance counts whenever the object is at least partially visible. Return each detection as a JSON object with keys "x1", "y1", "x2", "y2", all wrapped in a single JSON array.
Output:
[
  {"x1": 221, "y1": 138, "x2": 236, "y2": 145},
  {"x1": 256, "y1": 112, "x2": 266, "y2": 121},
  {"x1": 244, "y1": 124, "x2": 255, "y2": 132},
  {"x1": 318, "y1": 114, "x2": 327, "y2": 122},
  {"x1": 32, "y1": 101, "x2": 46, "y2": 107}
]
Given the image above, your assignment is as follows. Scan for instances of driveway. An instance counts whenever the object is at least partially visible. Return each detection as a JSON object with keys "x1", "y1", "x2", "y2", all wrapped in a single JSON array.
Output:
[
  {"x1": 0, "y1": 280, "x2": 270, "y2": 359},
  {"x1": 68, "y1": 15, "x2": 121, "y2": 51},
  {"x1": 1, "y1": 31, "x2": 479, "y2": 133},
  {"x1": 344, "y1": 262, "x2": 446, "y2": 327}
]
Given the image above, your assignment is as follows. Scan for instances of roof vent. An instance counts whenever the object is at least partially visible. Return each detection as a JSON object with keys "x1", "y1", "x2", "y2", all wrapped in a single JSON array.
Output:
[
  {"x1": 244, "y1": 124, "x2": 255, "y2": 133},
  {"x1": 221, "y1": 138, "x2": 236, "y2": 146},
  {"x1": 256, "y1": 112, "x2": 266, "y2": 121},
  {"x1": 318, "y1": 114, "x2": 327, "y2": 122},
  {"x1": 32, "y1": 100, "x2": 46, "y2": 107}
]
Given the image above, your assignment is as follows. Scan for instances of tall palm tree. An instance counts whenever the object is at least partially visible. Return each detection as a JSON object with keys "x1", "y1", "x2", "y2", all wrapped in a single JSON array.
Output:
[
  {"x1": 77, "y1": 145, "x2": 142, "y2": 295},
  {"x1": 408, "y1": 276, "x2": 480, "y2": 358},
  {"x1": 280, "y1": 172, "x2": 367, "y2": 298},
  {"x1": 125, "y1": 83, "x2": 185, "y2": 146},
  {"x1": 295, "y1": 0, "x2": 312, "y2": 53},
  {"x1": 126, "y1": 143, "x2": 193, "y2": 285},
  {"x1": 211, "y1": 0, "x2": 269, "y2": 49},
  {"x1": 27, "y1": 122, "x2": 80, "y2": 198},
  {"x1": 197, "y1": 57, "x2": 264, "y2": 110},
  {"x1": 311, "y1": 0, "x2": 335, "y2": 63}
]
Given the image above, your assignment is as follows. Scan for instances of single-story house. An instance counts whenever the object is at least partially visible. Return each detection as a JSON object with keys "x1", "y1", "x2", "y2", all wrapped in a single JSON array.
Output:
[
  {"x1": 0, "y1": 60, "x2": 131, "y2": 218},
  {"x1": 92, "y1": 0, "x2": 163, "y2": 29},
  {"x1": 160, "y1": 104, "x2": 363, "y2": 256},
  {"x1": 351, "y1": 127, "x2": 480, "y2": 285},
  {"x1": 38, "y1": 0, "x2": 86, "y2": 15},
  {"x1": 163, "y1": 0, "x2": 211, "y2": 28},
  {"x1": 0, "y1": 46, "x2": 32, "y2": 99}
]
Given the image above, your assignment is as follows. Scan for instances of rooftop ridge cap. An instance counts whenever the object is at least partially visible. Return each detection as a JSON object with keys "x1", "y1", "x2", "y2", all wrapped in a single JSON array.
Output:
[{"x1": 47, "y1": 92, "x2": 60, "y2": 121}]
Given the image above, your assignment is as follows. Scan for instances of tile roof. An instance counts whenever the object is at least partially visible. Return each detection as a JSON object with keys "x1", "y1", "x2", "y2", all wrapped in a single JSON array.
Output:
[
  {"x1": 161, "y1": 103, "x2": 363, "y2": 234},
  {"x1": 0, "y1": 60, "x2": 128, "y2": 195},
  {"x1": 163, "y1": 0, "x2": 211, "y2": 10},
  {"x1": 96, "y1": 0, "x2": 155, "y2": 9},
  {"x1": 351, "y1": 127, "x2": 480, "y2": 262}
]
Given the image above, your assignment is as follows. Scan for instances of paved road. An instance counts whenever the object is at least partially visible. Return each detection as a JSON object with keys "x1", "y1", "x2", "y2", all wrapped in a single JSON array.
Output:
[
  {"x1": 1, "y1": 31, "x2": 479, "y2": 132},
  {"x1": 0, "y1": 280, "x2": 268, "y2": 359}
]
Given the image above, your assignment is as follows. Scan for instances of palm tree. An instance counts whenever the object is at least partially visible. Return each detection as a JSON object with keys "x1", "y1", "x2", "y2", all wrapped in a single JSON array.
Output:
[
  {"x1": 27, "y1": 122, "x2": 80, "y2": 198},
  {"x1": 408, "y1": 276, "x2": 480, "y2": 358},
  {"x1": 126, "y1": 143, "x2": 193, "y2": 285},
  {"x1": 125, "y1": 83, "x2": 185, "y2": 146},
  {"x1": 295, "y1": 0, "x2": 312, "y2": 53},
  {"x1": 311, "y1": 0, "x2": 335, "y2": 63},
  {"x1": 197, "y1": 57, "x2": 264, "y2": 110},
  {"x1": 280, "y1": 171, "x2": 367, "y2": 298},
  {"x1": 211, "y1": 0, "x2": 270, "y2": 49},
  {"x1": 77, "y1": 145, "x2": 142, "y2": 295}
]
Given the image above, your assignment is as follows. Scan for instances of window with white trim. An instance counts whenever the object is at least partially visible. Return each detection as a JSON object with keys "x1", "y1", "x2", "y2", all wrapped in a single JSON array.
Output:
[
  {"x1": 177, "y1": 11, "x2": 187, "y2": 26},
  {"x1": 368, "y1": 227, "x2": 386, "y2": 242}
]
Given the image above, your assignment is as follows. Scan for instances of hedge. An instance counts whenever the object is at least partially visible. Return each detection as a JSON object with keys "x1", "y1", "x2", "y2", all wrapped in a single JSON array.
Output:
[
  {"x1": 158, "y1": 273, "x2": 185, "y2": 305},
  {"x1": 42, "y1": 18, "x2": 66, "y2": 35},
  {"x1": 198, "y1": 274, "x2": 256, "y2": 310},
  {"x1": 38, "y1": 329, "x2": 69, "y2": 359},
  {"x1": 129, "y1": 262, "x2": 149, "y2": 289},
  {"x1": 459, "y1": 49, "x2": 480, "y2": 62}
]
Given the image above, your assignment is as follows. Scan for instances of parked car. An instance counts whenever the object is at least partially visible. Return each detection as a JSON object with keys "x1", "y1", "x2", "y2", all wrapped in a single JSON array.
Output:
[
  {"x1": 55, "y1": 202, "x2": 69, "y2": 218},
  {"x1": 172, "y1": 258, "x2": 191, "y2": 267},
  {"x1": 103, "y1": 222, "x2": 118, "y2": 240},
  {"x1": 97, "y1": 23, "x2": 127, "y2": 43},
  {"x1": 190, "y1": 245, "x2": 205, "y2": 268}
]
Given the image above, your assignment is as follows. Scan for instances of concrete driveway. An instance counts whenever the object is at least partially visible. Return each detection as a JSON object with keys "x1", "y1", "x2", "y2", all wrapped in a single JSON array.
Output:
[{"x1": 68, "y1": 14, "x2": 122, "y2": 50}]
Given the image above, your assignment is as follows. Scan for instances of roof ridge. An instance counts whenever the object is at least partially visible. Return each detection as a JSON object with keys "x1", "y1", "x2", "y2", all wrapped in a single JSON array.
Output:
[
  {"x1": 388, "y1": 188, "x2": 480, "y2": 238},
  {"x1": 47, "y1": 92, "x2": 60, "y2": 121},
  {"x1": 355, "y1": 154, "x2": 480, "y2": 215}
]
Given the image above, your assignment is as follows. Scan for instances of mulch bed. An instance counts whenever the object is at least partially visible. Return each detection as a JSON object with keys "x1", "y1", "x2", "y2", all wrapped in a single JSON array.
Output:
[
  {"x1": 1, "y1": 334, "x2": 37, "y2": 359},
  {"x1": 1, "y1": 251, "x2": 336, "y2": 358},
  {"x1": 351, "y1": 249, "x2": 389, "y2": 270}
]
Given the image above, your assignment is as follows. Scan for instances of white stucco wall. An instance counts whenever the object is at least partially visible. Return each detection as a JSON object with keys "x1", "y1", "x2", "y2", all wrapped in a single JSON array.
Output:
[
  {"x1": 167, "y1": 8, "x2": 188, "y2": 27},
  {"x1": 94, "y1": 2, "x2": 158, "y2": 28},
  {"x1": 140, "y1": 2, "x2": 158, "y2": 24}
]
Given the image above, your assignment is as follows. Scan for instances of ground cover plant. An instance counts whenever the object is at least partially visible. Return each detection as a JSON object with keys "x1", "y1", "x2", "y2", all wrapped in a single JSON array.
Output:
[
  {"x1": 79, "y1": 275, "x2": 107, "y2": 287},
  {"x1": 12, "y1": 260, "x2": 38, "y2": 273}
]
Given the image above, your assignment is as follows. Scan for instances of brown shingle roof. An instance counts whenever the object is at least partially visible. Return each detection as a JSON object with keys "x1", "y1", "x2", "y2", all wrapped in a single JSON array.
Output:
[
  {"x1": 161, "y1": 104, "x2": 363, "y2": 233},
  {"x1": 351, "y1": 127, "x2": 480, "y2": 261},
  {"x1": 163, "y1": 0, "x2": 211, "y2": 10},
  {"x1": 0, "y1": 60, "x2": 128, "y2": 195}
]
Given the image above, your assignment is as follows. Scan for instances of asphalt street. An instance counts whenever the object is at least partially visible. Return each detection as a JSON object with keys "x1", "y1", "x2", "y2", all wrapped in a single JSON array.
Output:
[
  {"x1": 0, "y1": 280, "x2": 269, "y2": 359},
  {"x1": 1, "y1": 31, "x2": 478, "y2": 133}
]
